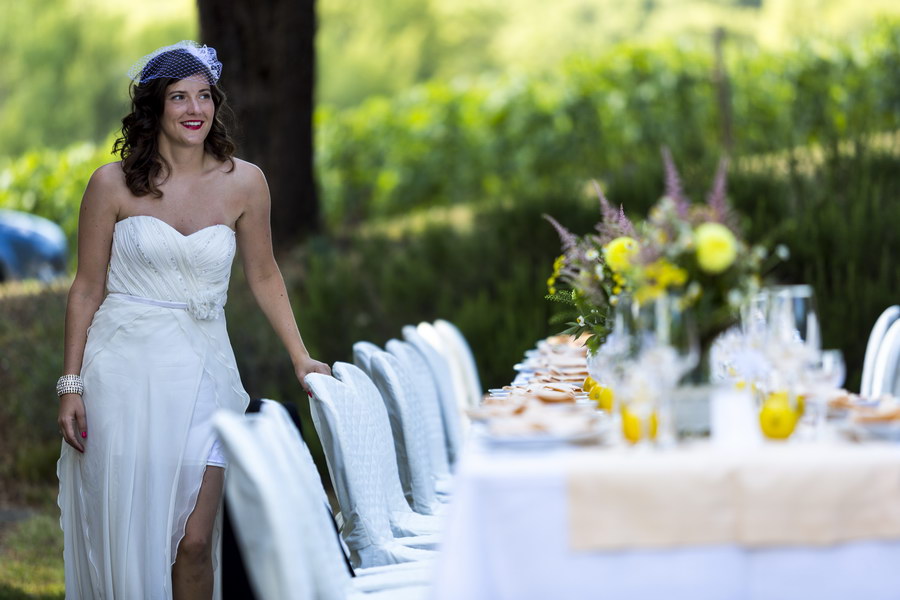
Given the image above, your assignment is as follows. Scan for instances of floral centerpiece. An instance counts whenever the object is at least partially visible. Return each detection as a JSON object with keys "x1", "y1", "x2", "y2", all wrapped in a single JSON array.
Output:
[{"x1": 545, "y1": 149, "x2": 781, "y2": 359}]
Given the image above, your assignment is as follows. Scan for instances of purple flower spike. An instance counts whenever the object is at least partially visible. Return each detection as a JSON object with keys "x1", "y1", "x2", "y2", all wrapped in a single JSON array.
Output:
[
  {"x1": 592, "y1": 179, "x2": 618, "y2": 226},
  {"x1": 543, "y1": 214, "x2": 578, "y2": 251},
  {"x1": 706, "y1": 157, "x2": 731, "y2": 224},
  {"x1": 662, "y1": 147, "x2": 690, "y2": 218},
  {"x1": 617, "y1": 205, "x2": 636, "y2": 237}
]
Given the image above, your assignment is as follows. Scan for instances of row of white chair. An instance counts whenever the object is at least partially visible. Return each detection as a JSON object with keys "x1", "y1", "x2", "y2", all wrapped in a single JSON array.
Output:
[
  {"x1": 307, "y1": 362, "x2": 441, "y2": 567},
  {"x1": 305, "y1": 320, "x2": 479, "y2": 569},
  {"x1": 863, "y1": 305, "x2": 900, "y2": 398},
  {"x1": 216, "y1": 400, "x2": 432, "y2": 600},
  {"x1": 214, "y1": 319, "x2": 483, "y2": 597}
]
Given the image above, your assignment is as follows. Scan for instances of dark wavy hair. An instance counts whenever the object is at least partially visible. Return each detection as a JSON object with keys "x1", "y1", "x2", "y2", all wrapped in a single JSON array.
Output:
[{"x1": 113, "y1": 48, "x2": 236, "y2": 198}]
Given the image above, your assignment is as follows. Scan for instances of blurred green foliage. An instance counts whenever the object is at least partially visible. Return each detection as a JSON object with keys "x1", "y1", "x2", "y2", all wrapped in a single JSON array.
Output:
[
  {"x1": 3, "y1": 0, "x2": 899, "y2": 154},
  {"x1": 0, "y1": 511, "x2": 65, "y2": 598},
  {"x1": 0, "y1": 281, "x2": 68, "y2": 487},
  {"x1": 318, "y1": 21, "x2": 900, "y2": 227},
  {"x1": 317, "y1": 0, "x2": 900, "y2": 107},
  {"x1": 0, "y1": 0, "x2": 194, "y2": 157}
]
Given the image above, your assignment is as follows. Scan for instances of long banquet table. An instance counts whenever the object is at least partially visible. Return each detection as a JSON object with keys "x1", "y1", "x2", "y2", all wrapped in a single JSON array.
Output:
[{"x1": 430, "y1": 430, "x2": 900, "y2": 600}]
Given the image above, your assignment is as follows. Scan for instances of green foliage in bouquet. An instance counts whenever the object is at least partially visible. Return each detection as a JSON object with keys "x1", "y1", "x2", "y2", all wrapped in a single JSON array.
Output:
[{"x1": 545, "y1": 150, "x2": 783, "y2": 352}]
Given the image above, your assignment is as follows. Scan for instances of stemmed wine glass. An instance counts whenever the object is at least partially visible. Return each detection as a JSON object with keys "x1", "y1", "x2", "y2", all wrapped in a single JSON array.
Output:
[
  {"x1": 820, "y1": 349, "x2": 846, "y2": 389},
  {"x1": 806, "y1": 349, "x2": 846, "y2": 439}
]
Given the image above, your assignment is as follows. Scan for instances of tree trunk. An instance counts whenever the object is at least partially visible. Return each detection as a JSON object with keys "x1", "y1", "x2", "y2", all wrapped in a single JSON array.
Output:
[{"x1": 198, "y1": 0, "x2": 319, "y2": 247}]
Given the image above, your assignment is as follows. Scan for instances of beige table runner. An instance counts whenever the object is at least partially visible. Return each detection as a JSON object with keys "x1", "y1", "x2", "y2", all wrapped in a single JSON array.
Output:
[{"x1": 568, "y1": 442, "x2": 900, "y2": 551}]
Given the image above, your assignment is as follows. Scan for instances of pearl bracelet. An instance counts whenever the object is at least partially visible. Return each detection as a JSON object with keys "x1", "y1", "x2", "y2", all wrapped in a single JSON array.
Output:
[{"x1": 57, "y1": 374, "x2": 84, "y2": 398}]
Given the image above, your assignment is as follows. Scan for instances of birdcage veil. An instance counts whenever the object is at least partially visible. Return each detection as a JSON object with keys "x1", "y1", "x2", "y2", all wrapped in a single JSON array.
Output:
[{"x1": 127, "y1": 40, "x2": 223, "y2": 85}]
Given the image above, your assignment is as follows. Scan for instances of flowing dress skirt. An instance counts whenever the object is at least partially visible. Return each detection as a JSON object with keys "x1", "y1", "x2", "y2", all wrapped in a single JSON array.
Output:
[{"x1": 57, "y1": 294, "x2": 249, "y2": 599}]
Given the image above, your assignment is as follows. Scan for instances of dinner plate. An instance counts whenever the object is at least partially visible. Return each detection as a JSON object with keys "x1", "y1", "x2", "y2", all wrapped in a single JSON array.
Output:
[
  {"x1": 856, "y1": 421, "x2": 900, "y2": 442},
  {"x1": 481, "y1": 428, "x2": 608, "y2": 450}
]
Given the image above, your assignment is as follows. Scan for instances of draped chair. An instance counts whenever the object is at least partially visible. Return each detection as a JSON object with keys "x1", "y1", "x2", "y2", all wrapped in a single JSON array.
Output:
[
  {"x1": 414, "y1": 322, "x2": 473, "y2": 412},
  {"x1": 328, "y1": 361, "x2": 444, "y2": 534},
  {"x1": 214, "y1": 401, "x2": 432, "y2": 599},
  {"x1": 307, "y1": 364, "x2": 441, "y2": 568},
  {"x1": 385, "y1": 339, "x2": 453, "y2": 495},
  {"x1": 871, "y1": 318, "x2": 900, "y2": 398},
  {"x1": 433, "y1": 319, "x2": 484, "y2": 409},
  {"x1": 862, "y1": 305, "x2": 900, "y2": 397},
  {"x1": 402, "y1": 327, "x2": 466, "y2": 465},
  {"x1": 369, "y1": 350, "x2": 450, "y2": 513},
  {"x1": 353, "y1": 340, "x2": 382, "y2": 374}
]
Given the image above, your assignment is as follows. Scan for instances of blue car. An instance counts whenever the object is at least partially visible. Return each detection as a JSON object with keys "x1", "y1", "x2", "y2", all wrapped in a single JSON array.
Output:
[{"x1": 0, "y1": 209, "x2": 68, "y2": 283}]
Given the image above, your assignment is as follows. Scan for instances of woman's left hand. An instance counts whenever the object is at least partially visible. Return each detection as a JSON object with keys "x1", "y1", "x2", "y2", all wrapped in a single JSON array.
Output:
[{"x1": 294, "y1": 357, "x2": 332, "y2": 393}]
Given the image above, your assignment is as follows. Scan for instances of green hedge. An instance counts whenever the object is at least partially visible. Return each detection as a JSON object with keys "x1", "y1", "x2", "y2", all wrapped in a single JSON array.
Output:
[
  {"x1": 5, "y1": 23, "x2": 900, "y2": 249},
  {"x1": 317, "y1": 21, "x2": 900, "y2": 227},
  {"x1": 0, "y1": 281, "x2": 69, "y2": 485}
]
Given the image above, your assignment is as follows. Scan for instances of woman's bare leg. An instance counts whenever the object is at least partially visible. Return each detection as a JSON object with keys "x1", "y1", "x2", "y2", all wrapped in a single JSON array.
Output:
[{"x1": 172, "y1": 466, "x2": 224, "y2": 600}]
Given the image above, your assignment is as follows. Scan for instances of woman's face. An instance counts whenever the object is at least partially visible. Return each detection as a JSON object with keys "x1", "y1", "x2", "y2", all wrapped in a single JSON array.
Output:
[{"x1": 158, "y1": 77, "x2": 215, "y2": 148}]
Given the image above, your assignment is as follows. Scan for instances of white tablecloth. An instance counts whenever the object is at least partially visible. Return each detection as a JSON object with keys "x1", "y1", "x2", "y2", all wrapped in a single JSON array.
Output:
[{"x1": 430, "y1": 443, "x2": 900, "y2": 600}]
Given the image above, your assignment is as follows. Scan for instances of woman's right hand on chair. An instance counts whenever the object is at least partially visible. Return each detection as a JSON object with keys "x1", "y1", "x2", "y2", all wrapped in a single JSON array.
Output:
[{"x1": 59, "y1": 394, "x2": 87, "y2": 453}]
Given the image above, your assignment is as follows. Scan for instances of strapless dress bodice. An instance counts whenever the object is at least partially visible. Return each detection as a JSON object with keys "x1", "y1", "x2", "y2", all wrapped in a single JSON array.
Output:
[{"x1": 106, "y1": 215, "x2": 236, "y2": 320}]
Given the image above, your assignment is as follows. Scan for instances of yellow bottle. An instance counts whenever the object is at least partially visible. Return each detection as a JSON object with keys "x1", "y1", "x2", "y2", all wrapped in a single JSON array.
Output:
[
  {"x1": 759, "y1": 391, "x2": 800, "y2": 440},
  {"x1": 589, "y1": 384, "x2": 615, "y2": 412},
  {"x1": 621, "y1": 406, "x2": 658, "y2": 444}
]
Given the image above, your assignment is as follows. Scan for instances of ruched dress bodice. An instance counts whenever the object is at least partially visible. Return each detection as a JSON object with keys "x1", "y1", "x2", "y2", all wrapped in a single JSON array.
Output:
[
  {"x1": 107, "y1": 215, "x2": 236, "y2": 320},
  {"x1": 58, "y1": 214, "x2": 249, "y2": 600}
]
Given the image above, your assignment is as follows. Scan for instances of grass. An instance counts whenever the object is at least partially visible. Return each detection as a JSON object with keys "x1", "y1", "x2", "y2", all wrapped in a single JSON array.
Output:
[{"x1": 0, "y1": 507, "x2": 64, "y2": 600}]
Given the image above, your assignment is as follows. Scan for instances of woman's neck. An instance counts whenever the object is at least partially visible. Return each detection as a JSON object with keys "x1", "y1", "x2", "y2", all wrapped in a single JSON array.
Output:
[{"x1": 157, "y1": 138, "x2": 208, "y2": 176}]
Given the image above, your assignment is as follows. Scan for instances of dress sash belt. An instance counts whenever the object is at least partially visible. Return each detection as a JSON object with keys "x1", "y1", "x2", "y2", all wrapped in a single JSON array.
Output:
[{"x1": 109, "y1": 292, "x2": 189, "y2": 311}]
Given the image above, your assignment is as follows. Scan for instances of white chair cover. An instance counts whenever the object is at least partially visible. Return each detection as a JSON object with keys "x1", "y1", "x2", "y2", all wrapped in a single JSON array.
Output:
[
  {"x1": 307, "y1": 365, "x2": 440, "y2": 568},
  {"x1": 331, "y1": 363, "x2": 444, "y2": 536},
  {"x1": 872, "y1": 319, "x2": 900, "y2": 398},
  {"x1": 386, "y1": 339, "x2": 453, "y2": 493},
  {"x1": 257, "y1": 401, "x2": 435, "y2": 594},
  {"x1": 403, "y1": 326, "x2": 465, "y2": 464},
  {"x1": 415, "y1": 322, "x2": 473, "y2": 411},
  {"x1": 370, "y1": 351, "x2": 445, "y2": 514},
  {"x1": 215, "y1": 403, "x2": 432, "y2": 599},
  {"x1": 214, "y1": 408, "x2": 319, "y2": 600},
  {"x1": 434, "y1": 319, "x2": 483, "y2": 409},
  {"x1": 353, "y1": 340, "x2": 382, "y2": 374},
  {"x1": 862, "y1": 306, "x2": 900, "y2": 397}
]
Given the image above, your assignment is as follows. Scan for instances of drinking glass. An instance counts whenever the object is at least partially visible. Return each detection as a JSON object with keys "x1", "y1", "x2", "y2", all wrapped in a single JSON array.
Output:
[
  {"x1": 587, "y1": 297, "x2": 637, "y2": 427},
  {"x1": 820, "y1": 349, "x2": 846, "y2": 389},
  {"x1": 620, "y1": 293, "x2": 699, "y2": 447},
  {"x1": 767, "y1": 284, "x2": 821, "y2": 353},
  {"x1": 740, "y1": 290, "x2": 770, "y2": 337},
  {"x1": 803, "y1": 349, "x2": 846, "y2": 440}
]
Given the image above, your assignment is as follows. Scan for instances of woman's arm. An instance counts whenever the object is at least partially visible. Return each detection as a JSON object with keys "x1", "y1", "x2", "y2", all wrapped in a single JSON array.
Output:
[
  {"x1": 235, "y1": 163, "x2": 331, "y2": 390},
  {"x1": 58, "y1": 164, "x2": 120, "y2": 452}
]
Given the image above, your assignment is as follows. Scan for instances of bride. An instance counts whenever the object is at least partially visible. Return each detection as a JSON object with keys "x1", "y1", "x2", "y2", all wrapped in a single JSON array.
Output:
[{"x1": 56, "y1": 41, "x2": 330, "y2": 599}]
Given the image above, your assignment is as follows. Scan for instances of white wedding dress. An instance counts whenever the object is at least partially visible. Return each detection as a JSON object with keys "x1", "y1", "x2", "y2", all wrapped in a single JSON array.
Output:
[{"x1": 57, "y1": 215, "x2": 250, "y2": 599}]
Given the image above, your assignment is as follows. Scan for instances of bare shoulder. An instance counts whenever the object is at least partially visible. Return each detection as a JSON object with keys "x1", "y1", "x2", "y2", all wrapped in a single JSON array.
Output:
[
  {"x1": 227, "y1": 158, "x2": 268, "y2": 191},
  {"x1": 83, "y1": 161, "x2": 128, "y2": 216},
  {"x1": 89, "y1": 161, "x2": 126, "y2": 188},
  {"x1": 223, "y1": 158, "x2": 270, "y2": 216}
]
